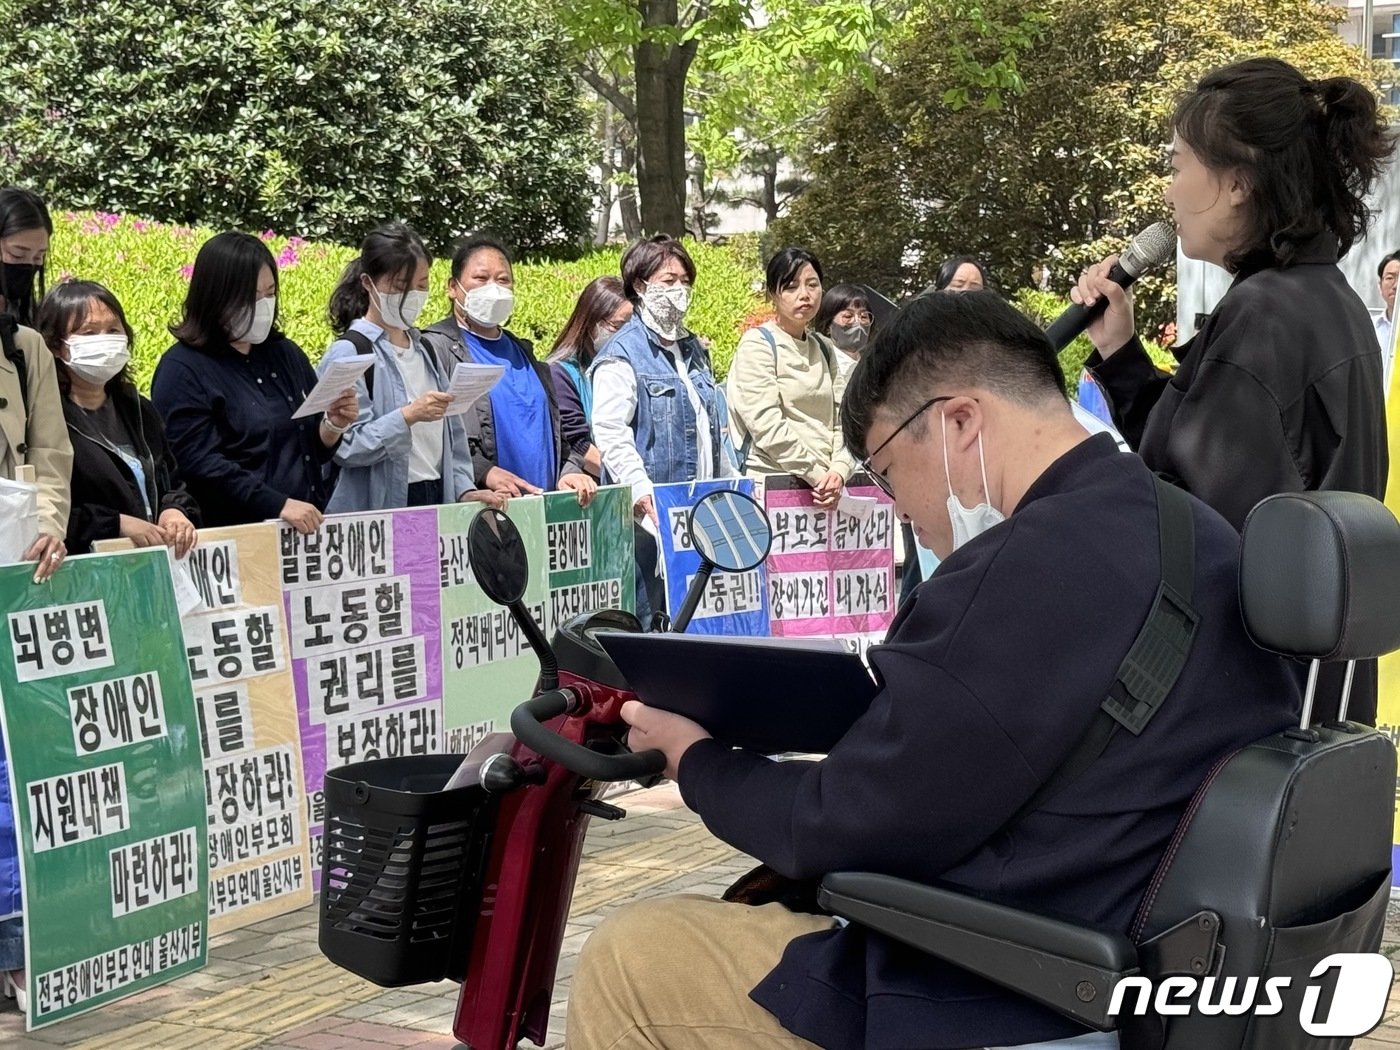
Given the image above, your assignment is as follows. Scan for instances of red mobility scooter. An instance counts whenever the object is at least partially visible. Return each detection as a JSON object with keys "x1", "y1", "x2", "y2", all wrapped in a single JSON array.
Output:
[{"x1": 318, "y1": 489, "x2": 774, "y2": 1050}]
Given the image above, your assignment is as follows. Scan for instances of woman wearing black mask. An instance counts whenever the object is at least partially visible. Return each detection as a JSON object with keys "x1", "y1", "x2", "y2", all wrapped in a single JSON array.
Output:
[
  {"x1": 0, "y1": 187, "x2": 72, "y2": 584},
  {"x1": 814, "y1": 283, "x2": 873, "y2": 378}
]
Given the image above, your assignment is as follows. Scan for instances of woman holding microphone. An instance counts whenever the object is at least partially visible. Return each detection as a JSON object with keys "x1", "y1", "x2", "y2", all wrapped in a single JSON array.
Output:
[{"x1": 1075, "y1": 56, "x2": 1393, "y2": 724}]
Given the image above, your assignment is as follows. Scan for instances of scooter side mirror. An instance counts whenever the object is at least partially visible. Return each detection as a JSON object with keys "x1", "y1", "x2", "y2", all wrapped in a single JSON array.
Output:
[
  {"x1": 468, "y1": 509, "x2": 530, "y2": 606},
  {"x1": 672, "y1": 489, "x2": 773, "y2": 632},
  {"x1": 688, "y1": 489, "x2": 774, "y2": 573}
]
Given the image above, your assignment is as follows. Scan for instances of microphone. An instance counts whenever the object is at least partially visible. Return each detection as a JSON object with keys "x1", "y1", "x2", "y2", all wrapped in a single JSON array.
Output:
[{"x1": 1044, "y1": 222, "x2": 1177, "y2": 350}]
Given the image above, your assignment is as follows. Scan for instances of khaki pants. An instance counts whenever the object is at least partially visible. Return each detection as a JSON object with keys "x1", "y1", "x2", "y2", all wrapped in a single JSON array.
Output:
[{"x1": 567, "y1": 894, "x2": 838, "y2": 1049}]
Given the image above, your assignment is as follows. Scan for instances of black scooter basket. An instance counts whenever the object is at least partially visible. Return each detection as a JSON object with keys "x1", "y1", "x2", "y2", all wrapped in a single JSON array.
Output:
[{"x1": 319, "y1": 755, "x2": 498, "y2": 987}]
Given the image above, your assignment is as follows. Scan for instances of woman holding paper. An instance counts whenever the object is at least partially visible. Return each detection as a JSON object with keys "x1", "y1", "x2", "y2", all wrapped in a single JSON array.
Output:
[
  {"x1": 726, "y1": 246, "x2": 853, "y2": 507},
  {"x1": 152, "y1": 232, "x2": 358, "y2": 532},
  {"x1": 321, "y1": 223, "x2": 497, "y2": 512},
  {"x1": 420, "y1": 233, "x2": 595, "y2": 506},
  {"x1": 35, "y1": 281, "x2": 200, "y2": 555}
]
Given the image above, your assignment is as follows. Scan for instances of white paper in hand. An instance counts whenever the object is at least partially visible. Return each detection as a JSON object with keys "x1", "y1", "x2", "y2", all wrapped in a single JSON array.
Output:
[
  {"x1": 837, "y1": 493, "x2": 877, "y2": 519},
  {"x1": 168, "y1": 549, "x2": 209, "y2": 617},
  {"x1": 443, "y1": 363, "x2": 506, "y2": 418},
  {"x1": 292, "y1": 357, "x2": 374, "y2": 419}
]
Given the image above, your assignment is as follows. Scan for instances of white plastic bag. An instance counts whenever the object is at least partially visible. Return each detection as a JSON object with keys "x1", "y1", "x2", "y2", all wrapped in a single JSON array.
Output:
[{"x1": 0, "y1": 476, "x2": 39, "y2": 566}]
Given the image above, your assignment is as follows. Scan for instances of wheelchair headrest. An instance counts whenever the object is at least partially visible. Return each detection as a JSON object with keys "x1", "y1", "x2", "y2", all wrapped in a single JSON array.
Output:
[{"x1": 1240, "y1": 491, "x2": 1400, "y2": 662}]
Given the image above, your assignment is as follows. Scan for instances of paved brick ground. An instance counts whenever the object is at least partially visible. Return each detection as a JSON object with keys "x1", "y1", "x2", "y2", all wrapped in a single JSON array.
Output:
[{"x1": 2, "y1": 781, "x2": 1398, "y2": 1049}]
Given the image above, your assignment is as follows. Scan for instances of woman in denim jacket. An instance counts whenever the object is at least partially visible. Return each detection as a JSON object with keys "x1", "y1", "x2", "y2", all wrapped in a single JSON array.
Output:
[{"x1": 589, "y1": 235, "x2": 737, "y2": 621}]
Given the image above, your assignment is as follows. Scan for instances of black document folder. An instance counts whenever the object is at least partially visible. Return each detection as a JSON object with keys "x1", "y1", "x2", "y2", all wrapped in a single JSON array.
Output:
[{"x1": 598, "y1": 632, "x2": 879, "y2": 754}]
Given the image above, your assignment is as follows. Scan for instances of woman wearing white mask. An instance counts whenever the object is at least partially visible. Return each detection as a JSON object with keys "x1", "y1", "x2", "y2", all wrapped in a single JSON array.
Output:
[
  {"x1": 322, "y1": 223, "x2": 494, "y2": 513},
  {"x1": 36, "y1": 281, "x2": 199, "y2": 555},
  {"x1": 589, "y1": 235, "x2": 736, "y2": 624},
  {"x1": 421, "y1": 233, "x2": 595, "y2": 506},
  {"x1": 152, "y1": 231, "x2": 357, "y2": 532}
]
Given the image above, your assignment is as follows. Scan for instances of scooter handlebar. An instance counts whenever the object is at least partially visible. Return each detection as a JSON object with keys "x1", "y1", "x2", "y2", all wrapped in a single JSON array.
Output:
[{"x1": 511, "y1": 689, "x2": 667, "y2": 782}]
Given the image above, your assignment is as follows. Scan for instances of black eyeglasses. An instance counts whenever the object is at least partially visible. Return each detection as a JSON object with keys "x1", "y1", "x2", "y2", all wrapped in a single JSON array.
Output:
[{"x1": 859, "y1": 396, "x2": 955, "y2": 498}]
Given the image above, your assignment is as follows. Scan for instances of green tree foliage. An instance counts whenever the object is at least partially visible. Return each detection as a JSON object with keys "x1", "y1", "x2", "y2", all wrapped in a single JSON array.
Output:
[
  {"x1": 557, "y1": 0, "x2": 900, "y2": 236},
  {"x1": 0, "y1": 0, "x2": 594, "y2": 254},
  {"x1": 775, "y1": 0, "x2": 1389, "y2": 326}
]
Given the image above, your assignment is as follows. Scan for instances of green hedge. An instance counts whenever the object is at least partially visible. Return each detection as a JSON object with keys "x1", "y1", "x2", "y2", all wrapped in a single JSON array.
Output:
[
  {"x1": 45, "y1": 211, "x2": 767, "y2": 391},
  {"x1": 1012, "y1": 287, "x2": 1177, "y2": 385}
]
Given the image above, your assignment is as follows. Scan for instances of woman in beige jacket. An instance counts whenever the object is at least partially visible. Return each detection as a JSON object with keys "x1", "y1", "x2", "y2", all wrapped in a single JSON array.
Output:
[
  {"x1": 726, "y1": 247, "x2": 853, "y2": 507},
  {"x1": 0, "y1": 188, "x2": 72, "y2": 583}
]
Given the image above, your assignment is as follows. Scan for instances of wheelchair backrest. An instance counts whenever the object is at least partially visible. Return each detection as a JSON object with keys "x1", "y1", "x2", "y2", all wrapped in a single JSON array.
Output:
[{"x1": 1128, "y1": 492, "x2": 1400, "y2": 1050}]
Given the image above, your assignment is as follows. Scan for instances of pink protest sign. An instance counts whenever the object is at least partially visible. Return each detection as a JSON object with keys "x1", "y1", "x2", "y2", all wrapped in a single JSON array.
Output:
[{"x1": 762, "y1": 476, "x2": 896, "y2": 638}]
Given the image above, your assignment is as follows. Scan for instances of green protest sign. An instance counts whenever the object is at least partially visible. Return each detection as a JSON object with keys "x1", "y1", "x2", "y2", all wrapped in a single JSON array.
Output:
[
  {"x1": 543, "y1": 484, "x2": 636, "y2": 635},
  {"x1": 0, "y1": 549, "x2": 207, "y2": 1028},
  {"x1": 438, "y1": 497, "x2": 550, "y2": 752}
]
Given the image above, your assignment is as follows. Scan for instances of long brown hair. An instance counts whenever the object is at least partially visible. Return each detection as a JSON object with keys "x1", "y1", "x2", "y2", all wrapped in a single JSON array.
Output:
[{"x1": 548, "y1": 275, "x2": 629, "y2": 367}]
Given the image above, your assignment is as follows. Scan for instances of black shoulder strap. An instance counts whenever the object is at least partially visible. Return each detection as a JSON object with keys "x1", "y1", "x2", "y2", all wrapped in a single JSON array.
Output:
[
  {"x1": 342, "y1": 330, "x2": 375, "y2": 397},
  {"x1": 1, "y1": 314, "x2": 27, "y2": 415},
  {"x1": 1008, "y1": 475, "x2": 1199, "y2": 825}
]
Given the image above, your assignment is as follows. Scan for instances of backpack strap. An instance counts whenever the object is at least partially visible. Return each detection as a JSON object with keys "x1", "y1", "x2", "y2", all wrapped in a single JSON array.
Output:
[
  {"x1": 1006, "y1": 475, "x2": 1199, "y2": 825},
  {"x1": 733, "y1": 327, "x2": 782, "y2": 472},
  {"x1": 1, "y1": 314, "x2": 27, "y2": 416},
  {"x1": 342, "y1": 330, "x2": 376, "y2": 398}
]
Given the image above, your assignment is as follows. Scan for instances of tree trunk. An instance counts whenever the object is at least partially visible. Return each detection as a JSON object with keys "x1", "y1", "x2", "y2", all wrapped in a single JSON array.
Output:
[
  {"x1": 618, "y1": 140, "x2": 642, "y2": 241},
  {"x1": 634, "y1": 0, "x2": 695, "y2": 237},
  {"x1": 761, "y1": 155, "x2": 780, "y2": 227},
  {"x1": 595, "y1": 105, "x2": 615, "y2": 244},
  {"x1": 689, "y1": 150, "x2": 709, "y2": 239}
]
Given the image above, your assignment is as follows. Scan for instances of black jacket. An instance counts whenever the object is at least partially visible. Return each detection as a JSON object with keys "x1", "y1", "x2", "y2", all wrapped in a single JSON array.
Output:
[
  {"x1": 678, "y1": 436, "x2": 1300, "y2": 1050},
  {"x1": 151, "y1": 337, "x2": 337, "y2": 526},
  {"x1": 63, "y1": 387, "x2": 201, "y2": 553},
  {"x1": 1088, "y1": 233, "x2": 1386, "y2": 722},
  {"x1": 1089, "y1": 233, "x2": 1386, "y2": 525},
  {"x1": 420, "y1": 317, "x2": 588, "y2": 484}
]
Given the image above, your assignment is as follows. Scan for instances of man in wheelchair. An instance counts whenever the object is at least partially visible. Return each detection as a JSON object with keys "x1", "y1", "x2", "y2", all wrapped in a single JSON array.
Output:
[{"x1": 567, "y1": 292, "x2": 1372, "y2": 1050}]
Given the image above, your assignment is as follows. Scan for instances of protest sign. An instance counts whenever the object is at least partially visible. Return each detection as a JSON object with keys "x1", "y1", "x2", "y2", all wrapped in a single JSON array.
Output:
[
  {"x1": 653, "y1": 479, "x2": 768, "y2": 636},
  {"x1": 0, "y1": 550, "x2": 207, "y2": 1027},
  {"x1": 281, "y1": 511, "x2": 443, "y2": 883},
  {"x1": 439, "y1": 498, "x2": 548, "y2": 752}
]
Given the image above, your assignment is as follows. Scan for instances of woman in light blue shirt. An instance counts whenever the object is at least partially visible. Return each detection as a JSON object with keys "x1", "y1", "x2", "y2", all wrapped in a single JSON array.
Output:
[{"x1": 320, "y1": 223, "x2": 499, "y2": 512}]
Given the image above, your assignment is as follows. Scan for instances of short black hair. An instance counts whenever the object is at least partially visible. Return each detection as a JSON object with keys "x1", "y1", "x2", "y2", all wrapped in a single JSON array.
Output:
[
  {"x1": 450, "y1": 233, "x2": 513, "y2": 281},
  {"x1": 764, "y1": 246, "x2": 824, "y2": 296},
  {"x1": 169, "y1": 231, "x2": 280, "y2": 352},
  {"x1": 620, "y1": 235, "x2": 696, "y2": 305},
  {"x1": 1378, "y1": 250, "x2": 1400, "y2": 280},
  {"x1": 933, "y1": 255, "x2": 991, "y2": 292},
  {"x1": 841, "y1": 291, "x2": 1066, "y2": 457},
  {"x1": 815, "y1": 283, "x2": 871, "y2": 336},
  {"x1": 35, "y1": 280, "x2": 137, "y2": 396}
]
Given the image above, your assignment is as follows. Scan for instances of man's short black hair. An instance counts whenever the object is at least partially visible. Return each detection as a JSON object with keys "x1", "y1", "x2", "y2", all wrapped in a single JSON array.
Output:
[
  {"x1": 841, "y1": 291, "x2": 1066, "y2": 457},
  {"x1": 1378, "y1": 250, "x2": 1400, "y2": 280}
]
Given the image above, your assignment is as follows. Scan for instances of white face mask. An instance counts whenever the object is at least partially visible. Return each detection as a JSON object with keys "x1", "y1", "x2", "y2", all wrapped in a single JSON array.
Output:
[
  {"x1": 461, "y1": 282, "x2": 515, "y2": 328},
  {"x1": 372, "y1": 285, "x2": 428, "y2": 331},
  {"x1": 592, "y1": 323, "x2": 618, "y2": 350},
  {"x1": 639, "y1": 281, "x2": 691, "y2": 341},
  {"x1": 941, "y1": 410, "x2": 1005, "y2": 550},
  {"x1": 231, "y1": 295, "x2": 277, "y2": 345},
  {"x1": 65, "y1": 333, "x2": 130, "y2": 385}
]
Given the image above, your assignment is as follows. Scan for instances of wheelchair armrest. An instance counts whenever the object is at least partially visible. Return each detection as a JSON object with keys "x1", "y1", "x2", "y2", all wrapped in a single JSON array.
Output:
[{"x1": 818, "y1": 872, "x2": 1139, "y2": 1031}]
